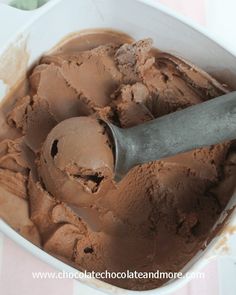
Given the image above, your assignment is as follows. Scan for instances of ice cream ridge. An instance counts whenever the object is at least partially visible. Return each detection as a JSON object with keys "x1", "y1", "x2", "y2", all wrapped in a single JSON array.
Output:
[{"x1": 0, "y1": 30, "x2": 236, "y2": 291}]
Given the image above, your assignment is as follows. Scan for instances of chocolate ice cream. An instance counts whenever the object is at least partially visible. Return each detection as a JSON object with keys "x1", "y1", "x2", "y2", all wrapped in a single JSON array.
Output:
[
  {"x1": 0, "y1": 30, "x2": 236, "y2": 290},
  {"x1": 38, "y1": 116, "x2": 114, "y2": 207}
]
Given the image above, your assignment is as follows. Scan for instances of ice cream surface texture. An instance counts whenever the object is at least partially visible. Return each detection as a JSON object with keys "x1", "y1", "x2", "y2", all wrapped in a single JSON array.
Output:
[{"x1": 0, "y1": 30, "x2": 236, "y2": 290}]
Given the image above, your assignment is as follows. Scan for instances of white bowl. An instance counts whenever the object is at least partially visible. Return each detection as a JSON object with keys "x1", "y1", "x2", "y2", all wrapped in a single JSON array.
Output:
[{"x1": 0, "y1": 0, "x2": 236, "y2": 294}]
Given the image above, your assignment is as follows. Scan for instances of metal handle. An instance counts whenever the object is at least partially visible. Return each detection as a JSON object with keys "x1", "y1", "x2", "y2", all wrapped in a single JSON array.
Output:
[{"x1": 109, "y1": 91, "x2": 236, "y2": 179}]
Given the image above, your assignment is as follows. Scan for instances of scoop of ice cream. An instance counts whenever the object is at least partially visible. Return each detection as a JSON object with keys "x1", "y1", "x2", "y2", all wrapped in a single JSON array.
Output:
[{"x1": 38, "y1": 117, "x2": 114, "y2": 207}]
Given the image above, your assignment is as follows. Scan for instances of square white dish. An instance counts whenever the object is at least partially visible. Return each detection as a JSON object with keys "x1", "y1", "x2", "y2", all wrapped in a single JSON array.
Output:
[{"x1": 0, "y1": 0, "x2": 236, "y2": 294}]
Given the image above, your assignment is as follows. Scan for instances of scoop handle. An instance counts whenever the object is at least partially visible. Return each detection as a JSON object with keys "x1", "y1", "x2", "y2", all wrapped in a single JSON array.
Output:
[{"x1": 108, "y1": 91, "x2": 236, "y2": 179}]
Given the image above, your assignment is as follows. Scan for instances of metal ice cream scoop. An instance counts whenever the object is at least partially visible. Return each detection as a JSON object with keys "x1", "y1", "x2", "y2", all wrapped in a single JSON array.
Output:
[{"x1": 105, "y1": 91, "x2": 236, "y2": 181}]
